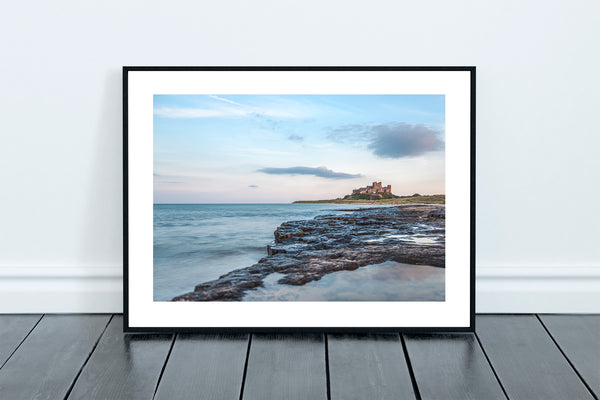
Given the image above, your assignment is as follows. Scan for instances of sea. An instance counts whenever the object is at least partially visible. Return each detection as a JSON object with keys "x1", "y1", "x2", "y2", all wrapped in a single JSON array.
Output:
[{"x1": 153, "y1": 203, "x2": 444, "y2": 301}]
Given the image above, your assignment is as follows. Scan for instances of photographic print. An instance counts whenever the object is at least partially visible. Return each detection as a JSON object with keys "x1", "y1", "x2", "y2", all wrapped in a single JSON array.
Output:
[
  {"x1": 154, "y1": 94, "x2": 446, "y2": 303},
  {"x1": 124, "y1": 67, "x2": 474, "y2": 330}
]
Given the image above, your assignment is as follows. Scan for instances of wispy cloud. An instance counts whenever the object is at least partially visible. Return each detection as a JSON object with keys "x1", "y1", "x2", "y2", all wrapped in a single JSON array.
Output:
[
  {"x1": 288, "y1": 134, "x2": 304, "y2": 142},
  {"x1": 154, "y1": 107, "x2": 235, "y2": 118},
  {"x1": 257, "y1": 166, "x2": 362, "y2": 179},
  {"x1": 208, "y1": 95, "x2": 245, "y2": 107},
  {"x1": 154, "y1": 95, "x2": 299, "y2": 119},
  {"x1": 327, "y1": 124, "x2": 372, "y2": 143}
]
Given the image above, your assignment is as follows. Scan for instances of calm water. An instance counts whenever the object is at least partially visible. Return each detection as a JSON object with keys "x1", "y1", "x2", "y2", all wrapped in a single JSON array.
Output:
[
  {"x1": 153, "y1": 203, "x2": 387, "y2": 300},
  {"x1": 244, "y1": 261, "x2": 444, "y2": 301}
]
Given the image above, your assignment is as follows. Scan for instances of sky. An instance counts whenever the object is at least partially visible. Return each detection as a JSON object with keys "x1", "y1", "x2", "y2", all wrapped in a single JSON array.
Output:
[{"x1": 154, "y1": 94, "x2": 445, "y2": 203}]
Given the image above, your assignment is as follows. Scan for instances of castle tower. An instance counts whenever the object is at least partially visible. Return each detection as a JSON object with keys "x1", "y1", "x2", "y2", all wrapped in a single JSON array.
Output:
[{"x1": 351, "y1": 182, "x2": 392, "y2": 196}]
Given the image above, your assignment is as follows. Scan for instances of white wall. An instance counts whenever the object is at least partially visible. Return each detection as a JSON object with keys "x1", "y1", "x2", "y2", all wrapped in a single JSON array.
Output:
[{"x1": 1, "y1": 0, "x2": 599, "y2": 313}]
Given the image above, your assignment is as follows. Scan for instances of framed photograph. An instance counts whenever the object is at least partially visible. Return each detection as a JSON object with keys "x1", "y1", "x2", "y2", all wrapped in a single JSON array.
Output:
[{"x1": 123, "y1": 67, "x2": 475, "y2": 332}]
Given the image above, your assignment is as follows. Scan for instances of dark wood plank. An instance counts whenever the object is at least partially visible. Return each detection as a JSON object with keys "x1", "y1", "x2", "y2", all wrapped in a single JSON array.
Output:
[
  {"x1": 539, "y1": 314, "x2": 600, "y2": 398},
  {"x1": 476, "y1": 315, "x2": 594, "y2": 400},
  {"x1": 243, "y1": 333, "x2": 327, "y2": 400},
  {"x1": 404, "y1": 333, "x2": 506, "y2": 400},
  {"x1": 0, "y1": 314, "x2": 110, "y2": 400},
  {"x1": 328, "y1": 333, "x2": 415, "y2": 400},
  {"x1": 67, "y1": 315, "x2": 173, "y2": 399},
  {"x1": 0, "y1": 314, "x2": 41, "y2": 368},
  {"x1": 154, "y1": 333, "x2": 248, "y2": 400}
]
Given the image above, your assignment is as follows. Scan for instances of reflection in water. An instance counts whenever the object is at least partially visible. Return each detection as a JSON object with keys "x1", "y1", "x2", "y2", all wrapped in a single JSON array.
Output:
[{"x1": 243, "y1": 261, "x2": 444, "y2": 301}]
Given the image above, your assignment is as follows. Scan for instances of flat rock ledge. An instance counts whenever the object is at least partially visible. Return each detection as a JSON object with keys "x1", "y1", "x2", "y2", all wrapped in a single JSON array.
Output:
[{"x1": 172, "y1": 204, "x2": 445, "y2": 301}]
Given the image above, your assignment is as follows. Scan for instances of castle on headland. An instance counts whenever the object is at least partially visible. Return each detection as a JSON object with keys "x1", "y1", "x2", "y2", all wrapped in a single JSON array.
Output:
[{"x1": 352, "y1": 182, "x2": 392, "y2": 195}]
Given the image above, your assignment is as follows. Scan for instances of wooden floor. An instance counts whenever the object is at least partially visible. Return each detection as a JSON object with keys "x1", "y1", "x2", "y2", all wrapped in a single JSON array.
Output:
[{"x1": 0, "y1": 315, "x2": 598, "y2": 399}]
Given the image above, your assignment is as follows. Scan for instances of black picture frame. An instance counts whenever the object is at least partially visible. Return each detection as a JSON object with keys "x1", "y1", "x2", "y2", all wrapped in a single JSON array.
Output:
[{"x1": 123, "y1": 66, "x2": 475, "y2": 333}]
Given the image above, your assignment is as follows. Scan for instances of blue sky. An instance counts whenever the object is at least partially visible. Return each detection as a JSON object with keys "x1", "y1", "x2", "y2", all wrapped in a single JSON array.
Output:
[{"x1": 154, "y1": 94, "x2": 445, "y2": 203}]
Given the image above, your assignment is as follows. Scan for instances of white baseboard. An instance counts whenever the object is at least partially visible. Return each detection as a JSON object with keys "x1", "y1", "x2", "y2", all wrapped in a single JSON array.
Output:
[
  {"x1": 476, "y1": 266, "x2": 600, "y2": 313},
  {"x1": 0, "y1": 266, "x2": 123, "y2": 313},
  {"x1": 1, "y1": 266, "x2": 599, "y2": 314}
]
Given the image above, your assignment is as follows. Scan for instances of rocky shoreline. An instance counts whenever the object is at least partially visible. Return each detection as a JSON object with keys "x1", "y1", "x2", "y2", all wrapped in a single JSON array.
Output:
[{"x1": 172, "y1": 204, "x2": 445, "y2": 301}]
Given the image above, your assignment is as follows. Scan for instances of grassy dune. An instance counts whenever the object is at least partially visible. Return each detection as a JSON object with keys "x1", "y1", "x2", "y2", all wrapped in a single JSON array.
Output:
[{"x1": 293, "y1": 194, "x2": 445, "y2": 205}]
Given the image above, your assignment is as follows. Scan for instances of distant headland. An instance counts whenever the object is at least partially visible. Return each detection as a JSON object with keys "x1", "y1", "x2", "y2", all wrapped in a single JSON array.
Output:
[{"x1": 293, "y1": 181, "x2": 445, "y2": 205}]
